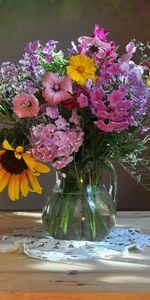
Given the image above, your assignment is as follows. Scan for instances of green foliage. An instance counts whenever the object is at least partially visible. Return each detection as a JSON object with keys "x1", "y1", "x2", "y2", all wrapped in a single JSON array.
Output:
[{"x1": 41, "y1": 51, "x2": 68, "y2": 75}]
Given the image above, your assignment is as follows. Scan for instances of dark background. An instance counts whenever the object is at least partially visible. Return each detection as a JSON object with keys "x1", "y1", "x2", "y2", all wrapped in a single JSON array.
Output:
[{"x1": 0, "y1": 0, "x2": 149, "y2": 210}]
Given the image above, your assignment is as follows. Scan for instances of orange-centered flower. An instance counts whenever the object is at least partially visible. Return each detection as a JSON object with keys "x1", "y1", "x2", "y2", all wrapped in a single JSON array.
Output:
[
  {"x1": 0, "y1": 140, "x2": 50, "y2": 201},
  {"x1": 66, "y1": 54, "x2": 96, "y2": 85}
]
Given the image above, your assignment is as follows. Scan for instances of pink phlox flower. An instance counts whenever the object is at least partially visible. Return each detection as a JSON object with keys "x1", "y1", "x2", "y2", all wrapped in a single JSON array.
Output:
[
  {"x1": 68, "y1": 129, "x2": 84, "y2": 152},
  {"x1": 69, "y1": 111, "x2": 80, "y2": 125},
  {"x1": 52, "y1": 131, "x2": 68, "y2": 147},
  {"x1": 52, "y1": 156, "x2": 73, "y2": 169},
  {"x1": 77, "y1": 93, "x2": 89, "y2": 108},
  {"x1": 56, "y1": 146, "x2": 71, "y2": 157},
  {"x1": 55, "y1": 117, "x2": 69, "y2": 130},
  {"x1": 13, "y1": 93, "x2": 39, "y2": 118},
  {"x1": 126, "y1": 42, "x2": 136, "y2": 54},
  {"x1": 46, "y1": 107, "x2": 59, "y2": 119},
  {"x1": 31, "y1": 124, "x2": 45, "y2": 144},
  {"x1": 42, "y1": 72, "x2": 72, "y2": 105},
  {"x1": 95, "y1": 120, "x2": 130, "y2": 132},
  {"x1": 45, "y1": 123, "x2": 57, "y2": 134},
  {"x1": 30, "y1": 123, "x2": 83, "y2": 169},
  {"x1": 119, "y1": 42, "x2": 136, "y2": 63}
]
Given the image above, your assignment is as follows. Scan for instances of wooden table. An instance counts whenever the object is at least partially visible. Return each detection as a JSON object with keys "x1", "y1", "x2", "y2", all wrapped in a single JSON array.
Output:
[{"x1": 0, "y1": 211, "x2": 150, "y2": 299}]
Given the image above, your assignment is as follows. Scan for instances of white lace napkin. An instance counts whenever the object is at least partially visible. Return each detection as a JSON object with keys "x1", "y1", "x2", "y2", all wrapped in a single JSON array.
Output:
[{"x1": 0, "y1": 227, "x2": 150, "y2": 261}]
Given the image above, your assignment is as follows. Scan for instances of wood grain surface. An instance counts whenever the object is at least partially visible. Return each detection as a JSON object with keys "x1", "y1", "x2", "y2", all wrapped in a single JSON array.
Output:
[
  {"x1": 0, "y1": 211, "x2": 150, "y2": 292},
  {"x1": 0, "y1": 292, "x2": 150, "y2": 300}
]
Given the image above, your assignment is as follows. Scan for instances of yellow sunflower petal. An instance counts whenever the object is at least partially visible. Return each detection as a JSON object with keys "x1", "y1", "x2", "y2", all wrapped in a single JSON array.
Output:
[
  {"x1": 22, "y1": 153, "x2": 36, "y2": 170},
  {"x1": 14, "y1": 152, "x2": 22, "y2": 160},
  {"x1": 14, "y1": 175, "x2": 20, "y2": 200},
  {"x1": 2, "y1": 140, "x2": 14, "y2": 151},
  {"x1": 8, "y1": 174, "x2": 16, "y2": 201},
  {"x1": 0, "y1": 168, "x2": 7, "y2": 181},
  {"x1": 0, "y1": 150, "x2": 5, "y2": 155},
  {"x1": 34, "y1": 161, "x2": 50, "y2": 173},
  {"x1": 26, "y1": 169, "x2": 42, "y2": 194},
  {"x1": 0, "y1": 172, "x2": 10, "y2": 193},
  {"x1": 20, "y1": 172, "x2": 29, "y2": 198}
]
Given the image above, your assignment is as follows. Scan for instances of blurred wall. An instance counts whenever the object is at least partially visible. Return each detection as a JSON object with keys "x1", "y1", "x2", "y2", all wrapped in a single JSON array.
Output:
[{"x1": 0, "y1": 0, "x2": 149, "y2": 210}]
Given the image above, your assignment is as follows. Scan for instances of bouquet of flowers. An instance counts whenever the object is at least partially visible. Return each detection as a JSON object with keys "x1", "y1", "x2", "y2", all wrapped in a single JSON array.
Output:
[{"x1": 0, "y1": 24, "x2": 150, "y2": 203}]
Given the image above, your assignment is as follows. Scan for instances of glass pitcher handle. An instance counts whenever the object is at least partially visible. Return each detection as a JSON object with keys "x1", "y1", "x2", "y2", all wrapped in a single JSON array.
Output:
[{"x1": 105, "y1": 160, "x2": 118, "y2": 205}]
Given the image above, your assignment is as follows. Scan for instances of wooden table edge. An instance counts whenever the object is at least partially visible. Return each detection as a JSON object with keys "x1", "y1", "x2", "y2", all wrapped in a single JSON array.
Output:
[{"x1": 0, "y1": 292, "x2": 150, "y2": 300}]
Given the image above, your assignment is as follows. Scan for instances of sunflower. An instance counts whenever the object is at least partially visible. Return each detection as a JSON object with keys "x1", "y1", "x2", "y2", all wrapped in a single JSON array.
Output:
[
  {"x1": 0, "y1": 140, "x2": 50, "y2": 201},
  {"x1": 147, "y1": 69, "x2": 150, "y2": 86},
  {"x1": 66, "y1": 54, "x2": 96, "y2": 85}
]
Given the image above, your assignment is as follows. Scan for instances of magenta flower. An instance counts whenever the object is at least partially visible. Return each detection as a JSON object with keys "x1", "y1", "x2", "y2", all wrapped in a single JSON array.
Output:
[
  {"x1": 95, "y1": 120, "x2": 130, "y2": 132},
  {"x1": 77, "y1": 93, "x2": 88, "y2": 108},
  {"x1": 107, "y1": 90, "x2": 123, "y2": 108},
  {"x1": 42, "y1": 72, "x2": 72, "y2": 105},
  {"x1": 78, "y1": 25, "x2": 118, "y2": 65},
  {"x1": 13, "y1": 93, "x2": 39, "y2": 118}
]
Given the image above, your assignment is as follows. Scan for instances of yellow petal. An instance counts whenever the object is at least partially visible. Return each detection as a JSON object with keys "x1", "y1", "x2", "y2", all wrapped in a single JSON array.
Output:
[
  {"x1": 20, "y1": 172, "x2": 29, "y2": 198},
  {"x1": 14, "y1": 152, "x2": 22, "y2": 160},
  {"x1": 8, "y1": 174, "x2": 16, "y2": 201},
  {"x1": 26, "y1": 169, "x2": 42, "y2": 194},
  {"x1": 0, "y1": 150, "x2": 5, "y2": 155},
  {"x1": 35, "y1": 161, "x2": 50, "y2": 173},
  {"x1": 0, "y1": 168, "x2": 7, "y2": 181},
  {"x1": 14, "y1": 175, "x2": 20, "y2": 200},
  {"x1": 2, "y1": 140, "x2": 14, "y2": 151},
  {"x1": 0, "y1": 171, "x2": 10, "y2": 193},
  {"x1": 22, "y1": 153, "x2": 36, "y2": 170}
]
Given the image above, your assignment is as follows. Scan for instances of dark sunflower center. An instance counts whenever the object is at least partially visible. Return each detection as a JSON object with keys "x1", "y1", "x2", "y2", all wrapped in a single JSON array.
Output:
[{"x1": 0, "y1": 151, "x2": 27, "y2": 174}]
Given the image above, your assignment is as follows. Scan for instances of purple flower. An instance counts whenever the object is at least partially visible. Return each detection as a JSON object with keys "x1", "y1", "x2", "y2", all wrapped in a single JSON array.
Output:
[
  {"x1": 55, "y1": 117, "x2": 68, "y2": 130},
  {"x1": 69, "y1": 111, "x2": 80, "y2": 125},
  {"x1": 24, "y1": 41, "x2": 40, "y2": 54},
  {"x1": 89, "y1": 60, "x2": 149, "y2": 133},
  {"x1": 43, "y1": 40, "x2": 58, "y2": 62},
  {"x1": 46, "y1": 107, "x2": 59, "y2": 119}
]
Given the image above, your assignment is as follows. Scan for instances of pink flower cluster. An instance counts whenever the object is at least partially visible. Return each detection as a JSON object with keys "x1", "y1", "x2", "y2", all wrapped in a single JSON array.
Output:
[
  {"x1": 78, "y1": 24, "x2": 118, "y2": 65},
  {"x1": 88, "y1": 57, "x2": 148, "y2": 132},
  {"x1": 91, "y1": 87, "x2": 133, "y2": 132},
  {"x1": 30, "y1": 108, "x2": 83, "y2": 169}
]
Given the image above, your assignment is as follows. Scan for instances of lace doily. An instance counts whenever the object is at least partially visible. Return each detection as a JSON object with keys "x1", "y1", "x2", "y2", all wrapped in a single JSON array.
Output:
[{"x1": 0, "y1": 227, "x2": 150, "y2": 261}]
